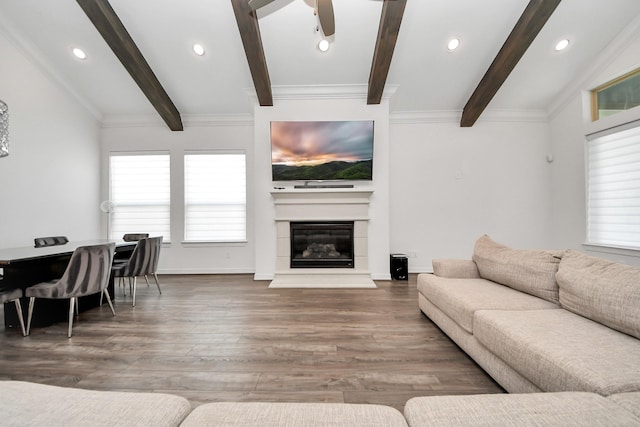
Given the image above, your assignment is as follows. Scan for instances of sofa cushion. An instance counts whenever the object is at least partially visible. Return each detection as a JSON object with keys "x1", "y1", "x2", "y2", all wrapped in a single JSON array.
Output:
[
  {"x1": 609, "y1": 392, "x2": 640, "y2": 419},
  {"x1": 417, "y1": 275, "x2": 559, "y2": 334},
  {"x1": 471, "y1": 235, "x2": 563, "y2": 303},
  {"x1": 432, "y1": 259, "x2": 480, "y2": 279},
  {"x1": 474, "y1": 309, "x2": 640, "y2": 395},
  {"x1": 404, "y1": 392, "x2": 640, "y2": 427},
  {"x1": 556, "y1": 250, "x2": 640, "y2": 339},
  {"x1": 0, "y1": 380, "x2": 191, "y2": 427},
  {"x1": 180, "y1": 402, "x2": 409, "y2": 427}
]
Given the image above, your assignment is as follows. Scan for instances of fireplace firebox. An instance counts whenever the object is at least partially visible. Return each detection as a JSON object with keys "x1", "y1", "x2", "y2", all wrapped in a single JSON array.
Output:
[{"x1": 290, "y1": 221, "x2": 354, "y2": 268}]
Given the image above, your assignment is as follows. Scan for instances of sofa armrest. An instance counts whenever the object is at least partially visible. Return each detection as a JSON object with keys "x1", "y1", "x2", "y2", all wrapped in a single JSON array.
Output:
[{"x1": 432, "y1": 259, "x2": 480, "y2": 278}]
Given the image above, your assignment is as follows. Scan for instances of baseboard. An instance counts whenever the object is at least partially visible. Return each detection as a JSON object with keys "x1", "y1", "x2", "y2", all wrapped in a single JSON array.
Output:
[{"x1": 157, "y1": 268, "x2": 255, "y2": 275}]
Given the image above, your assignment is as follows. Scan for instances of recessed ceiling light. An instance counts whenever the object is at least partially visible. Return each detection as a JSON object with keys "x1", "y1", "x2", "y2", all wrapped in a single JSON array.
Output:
[
  {"x1": 555, "y1": 39, "x2": 570, "y2": 51},
  {"x1": 318, "y1": 39, "x2": 330, "y2": 52},
  {"x1": 447, "y1": 38, "x2": 460, "y2": 52},
  {"x1": 72, "y1": 47, "x2": 87, "y2": 60},
  {"x1": 193, "y1": 43, "x2": 205, "y2": 56}
]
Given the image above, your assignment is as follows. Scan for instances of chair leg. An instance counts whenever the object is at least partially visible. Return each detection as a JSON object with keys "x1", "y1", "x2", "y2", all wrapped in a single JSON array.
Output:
[
  {"x1": 68, "y1": 297, "x2": 76, "y2": 338},
  {"x1": 14, "y1": 299, "x2": 26, "y2": 337},
  {"x1": 103, "y1": 289, "x2": 116, "y2": 316},
  {"x1": 144, "y1": 275, "x2": 150, "y2": 287},
  {"x1": 153, "y1": 273, "x2": 162, "y2": 295},
  {"x1": 26, "y1": 297, "x2": 35, "y2": 336},
  {"x1": 132, "y1": 277, "x2": 137, "y2": 307}
]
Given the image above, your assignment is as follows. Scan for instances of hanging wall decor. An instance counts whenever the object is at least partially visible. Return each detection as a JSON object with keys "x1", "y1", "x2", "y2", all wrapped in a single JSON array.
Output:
[{"x1": 0, "y1": 100, "x2": 8, "y2": 158}]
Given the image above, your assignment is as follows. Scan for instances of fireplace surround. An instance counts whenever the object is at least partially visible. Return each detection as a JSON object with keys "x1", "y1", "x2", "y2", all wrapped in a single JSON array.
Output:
[{"x1": 269, "y1": 188, "x2": 375, "y2": 288}]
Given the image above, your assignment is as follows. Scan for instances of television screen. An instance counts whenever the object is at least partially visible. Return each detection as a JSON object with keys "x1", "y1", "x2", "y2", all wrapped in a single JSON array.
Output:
[{"x1": 271, "y1": 120, "x2": 374, "y2": 181}]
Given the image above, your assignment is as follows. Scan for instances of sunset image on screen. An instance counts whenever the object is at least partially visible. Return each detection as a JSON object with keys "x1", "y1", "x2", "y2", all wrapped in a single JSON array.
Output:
[{"x1": 271, "y1": 121, "x2": 374, "y2": 181}]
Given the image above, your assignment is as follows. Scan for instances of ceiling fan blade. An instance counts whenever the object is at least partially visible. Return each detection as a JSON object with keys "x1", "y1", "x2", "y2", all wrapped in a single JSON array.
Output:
[
  {"x1": 317, "y1": 0, "x2": 335, "y2": 36},
  {"x1": 248, "y1": 0, "x2": 277, "y2": 10}
]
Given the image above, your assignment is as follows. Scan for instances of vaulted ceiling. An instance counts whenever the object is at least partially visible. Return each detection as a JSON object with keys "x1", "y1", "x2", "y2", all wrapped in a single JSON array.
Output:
[{"x1": 0, "y1": 0, "x2": 639, "y2": 130}]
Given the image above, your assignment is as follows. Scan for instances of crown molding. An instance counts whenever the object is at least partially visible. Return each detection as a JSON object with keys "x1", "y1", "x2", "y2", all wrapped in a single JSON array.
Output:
[
  {"x1": 102, "y1": 113, "x2": 254, "y2": 129},
  {"x1": 390, "y1": 109, "x2": 548, "y2": 125},
  {"x1": 390, "y1": 110, "x2": 460, "y2": 124},
  {"x1": 183, "y1": 114, "x2": 254, "y2": 127},
  {"x1": 247, "y1": 84, "x2": 399, "y2": 104}
]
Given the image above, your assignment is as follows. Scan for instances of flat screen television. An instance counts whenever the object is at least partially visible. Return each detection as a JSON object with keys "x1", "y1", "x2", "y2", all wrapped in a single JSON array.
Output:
[{"x1": 271, "y1": 120, "x2": 374, "y2": 181}]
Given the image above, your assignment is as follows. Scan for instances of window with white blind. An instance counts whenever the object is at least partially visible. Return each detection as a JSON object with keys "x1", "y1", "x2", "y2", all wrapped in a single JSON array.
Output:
[
  {"x1": 184, "y1": 152, "x2": 246, "y2": 242},
  {"x1": 586, "y1": 121, "x2": 640, "y2": 250},
  {"x1": 109, "y1": 153, "x2": 171, "y2": 241}
]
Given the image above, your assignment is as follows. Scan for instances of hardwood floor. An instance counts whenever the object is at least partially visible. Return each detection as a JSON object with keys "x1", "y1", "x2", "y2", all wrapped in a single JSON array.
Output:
[{"x1": 0, "y1": 274, "x2": 503, "y2": 412}]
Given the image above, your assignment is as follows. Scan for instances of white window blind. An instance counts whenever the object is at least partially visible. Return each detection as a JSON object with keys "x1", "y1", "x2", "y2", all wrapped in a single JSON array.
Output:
[
  {"x1": 587, "y1": 122, "x2": 640, "y2": 249},
  {"x1": 184, "y1": 152, "x2": 246, "y2": 242},
  {"x1": 109, "y1": 153, "x2": 171, "y2": 241}
]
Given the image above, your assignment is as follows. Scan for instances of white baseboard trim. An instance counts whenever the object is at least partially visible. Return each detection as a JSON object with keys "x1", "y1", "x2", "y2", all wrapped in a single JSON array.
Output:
[
  {"x1": 409, "y1": 266, "x2": 434, "y2": 274},
  {"x1": 157, "y1": 268, "x2": 255, "y2": 275}
]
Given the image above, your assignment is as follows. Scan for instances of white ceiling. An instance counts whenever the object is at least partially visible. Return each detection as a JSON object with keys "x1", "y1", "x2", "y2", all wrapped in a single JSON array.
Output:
[{"x1": 1, "y1": 0, "x2": 639, "y2": 122}]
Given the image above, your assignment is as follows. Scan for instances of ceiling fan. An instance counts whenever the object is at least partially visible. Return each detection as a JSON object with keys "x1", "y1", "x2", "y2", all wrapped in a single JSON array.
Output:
[{"x1": 248, "y1": 0, "x2": 335, "y2": 37}]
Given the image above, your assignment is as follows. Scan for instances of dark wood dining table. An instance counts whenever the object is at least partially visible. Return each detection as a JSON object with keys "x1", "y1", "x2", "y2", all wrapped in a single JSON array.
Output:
[{"x1": 0, "y1": 239, "x2": 135, "y2": 330}]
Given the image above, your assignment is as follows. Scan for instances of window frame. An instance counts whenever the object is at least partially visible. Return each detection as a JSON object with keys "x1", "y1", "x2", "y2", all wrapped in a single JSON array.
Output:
[
  {"x1": 591, "y1": 67, "x2": 640, "y2": 121},
  {"x1": 108, "y1": 151, "x2": 171, "y2": 242},
  {"x1": 183, "y1": 150, "x2": 248, "y2": 244},
  {"x1": 585, "y1": 120, "x2": 640, "y2": 252}
]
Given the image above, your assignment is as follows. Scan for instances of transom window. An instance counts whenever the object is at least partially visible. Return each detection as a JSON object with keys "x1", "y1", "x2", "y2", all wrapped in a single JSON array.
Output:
[{"x1": 591, "y1": 67, "x2": 640, "y2": 121}]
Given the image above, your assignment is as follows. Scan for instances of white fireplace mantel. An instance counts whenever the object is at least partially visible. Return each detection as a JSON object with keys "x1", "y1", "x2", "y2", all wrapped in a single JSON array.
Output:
[
  {"x1": 269, "y1": 188, "x2": 376, "y2": 288},
  {"x1": 270, "y1": 188, "x2": 373, "y2": 221}
]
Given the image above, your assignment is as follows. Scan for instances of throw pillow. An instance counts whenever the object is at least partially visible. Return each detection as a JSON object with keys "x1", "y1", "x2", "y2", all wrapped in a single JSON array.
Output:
[{"x1": 472, "y1": 235, "x2": 563, "y2": 303}]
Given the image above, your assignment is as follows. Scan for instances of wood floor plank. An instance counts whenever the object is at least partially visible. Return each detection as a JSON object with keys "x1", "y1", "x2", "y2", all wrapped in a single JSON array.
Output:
[{"x1": 0, "y1": 274, "x2": 503, "y2": 412}]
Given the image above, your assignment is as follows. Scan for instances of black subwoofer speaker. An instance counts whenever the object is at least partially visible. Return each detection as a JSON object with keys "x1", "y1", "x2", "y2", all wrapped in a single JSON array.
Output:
[{"x1": 390, "y1": 254, "x2": 408, "y2": 280}]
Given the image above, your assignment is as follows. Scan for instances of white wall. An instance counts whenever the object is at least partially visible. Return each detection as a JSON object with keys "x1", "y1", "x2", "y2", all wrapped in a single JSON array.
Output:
[
  {"x1": 390, "y1": 115, "x2": 554, "y2": 272},
  {"x1": 549, "y1": 19, "x2": 640, "y2": 266},
  {"x1": 100, "y1": 117, "x2": 255, "y2": 274},
  {"x1": 0, "y1": 31, "x2": 101, "y2": 248},
  {"x1": 252, "y1": 88, "x2": 391, "y2": 280}
]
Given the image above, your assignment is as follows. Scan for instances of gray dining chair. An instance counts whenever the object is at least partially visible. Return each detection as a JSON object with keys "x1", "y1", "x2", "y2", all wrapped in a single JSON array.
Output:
[
  {"x1": 111, "y1": 236, "x2": 163, "y2": 307},
  {"x1": 0, "y1": 288, "x2": 26, "y2": 336},
  {"x1": 34, "y1": 236, "x2": 69, "y2": 248},
  {"x1": 25, "y1": 243, "x2": 116, "y2": 338}
]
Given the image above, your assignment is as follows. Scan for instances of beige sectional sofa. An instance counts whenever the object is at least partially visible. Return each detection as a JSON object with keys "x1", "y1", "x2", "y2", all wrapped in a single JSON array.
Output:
[
  {"x1": 417, "y1": 235, "x2": 640, "y2": 395},
  {"x1": 2, "y1": 380, "x2": 640, "y2": 426},
  {"x1": 3, "y1": 239, "x2": 640, "y2": 425}
]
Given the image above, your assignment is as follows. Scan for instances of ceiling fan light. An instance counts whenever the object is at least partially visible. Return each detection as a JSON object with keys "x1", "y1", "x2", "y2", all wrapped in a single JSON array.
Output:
[
  {"x1": 72, "y1": 47, "x2": 87, "y2": 60},
  {"x1": 447, "y1": 38, "x2": 460, "y2": 52},
  {"x1": 193, "y1": 43, "x2": 205, "y2": 56},
  {"x1": 555, "y1": 39, "x2": 570, "y2": 51},
  {"x1": 318, "y1": 39, "x2": 330, "y2": 52}
]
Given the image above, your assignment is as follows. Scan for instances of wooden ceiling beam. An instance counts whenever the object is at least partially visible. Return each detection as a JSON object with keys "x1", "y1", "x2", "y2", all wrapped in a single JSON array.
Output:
[
  {"x1": 231, "y1": 0, "x2": 273, "y2": 107},
  {"x1": 367, "y1": 0, "x2": 407, "y2": 105},
  {"x1": 76, "y1": 0, "x2": 183, "y2": 131},
  {"x1": 460, "y1": 0, "x2": 561, "y2": 127}
]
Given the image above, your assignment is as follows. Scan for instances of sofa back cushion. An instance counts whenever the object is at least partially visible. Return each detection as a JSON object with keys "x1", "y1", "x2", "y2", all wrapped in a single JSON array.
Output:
[
  {"x1": 472, "y1": 235, "x2": 563, "y2": 303},
  {"x1": 556, "y1": 250, "x2": 640, "y2": 339}
]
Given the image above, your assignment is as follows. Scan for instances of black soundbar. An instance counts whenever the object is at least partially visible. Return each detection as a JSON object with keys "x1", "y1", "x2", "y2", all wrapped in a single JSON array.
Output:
[{"x1": 293, "y1": 183, "x2": 355, "y2": 189}]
